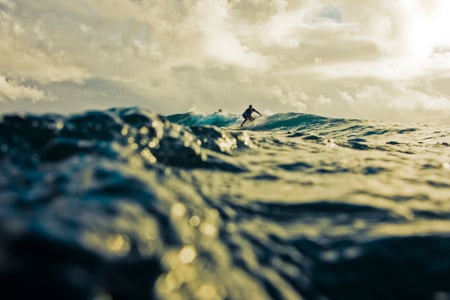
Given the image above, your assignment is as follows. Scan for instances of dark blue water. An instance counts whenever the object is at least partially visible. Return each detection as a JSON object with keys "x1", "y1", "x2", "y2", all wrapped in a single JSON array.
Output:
[{"x1": 0, "y1": 107, "x2": 449, "y2": 300}]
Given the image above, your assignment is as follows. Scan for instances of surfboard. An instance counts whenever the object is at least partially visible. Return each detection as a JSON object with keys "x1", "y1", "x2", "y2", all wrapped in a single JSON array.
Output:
[{"x1": 228, "y1": 127, "x2": 244, "y2": 131}]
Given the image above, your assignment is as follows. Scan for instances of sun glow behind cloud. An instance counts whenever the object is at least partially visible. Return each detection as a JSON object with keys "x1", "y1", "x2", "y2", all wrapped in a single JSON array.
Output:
[
  {"x1": 388, "y1": 0, "x2": 449, "y2": 61},
  {"x1": 0, "y1": 0, "x2": 449, "y2": 124}
]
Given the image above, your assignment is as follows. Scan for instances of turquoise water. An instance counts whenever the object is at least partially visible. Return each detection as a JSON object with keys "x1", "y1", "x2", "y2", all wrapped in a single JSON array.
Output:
[{"x1": 0, "y1": 107, "x2": 449, "y2": 299}]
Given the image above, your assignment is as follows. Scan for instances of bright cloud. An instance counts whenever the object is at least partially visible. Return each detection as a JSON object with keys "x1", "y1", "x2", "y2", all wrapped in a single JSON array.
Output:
[
  {"x1": 0, "y1": 0, "x2": 448, "y2": 124},
  {"x1": 0, "y1": 76, "x2": 48, "y2": 102},
  {"x1": 188, "y1": 0, "x2": 269, "y2": 69}
]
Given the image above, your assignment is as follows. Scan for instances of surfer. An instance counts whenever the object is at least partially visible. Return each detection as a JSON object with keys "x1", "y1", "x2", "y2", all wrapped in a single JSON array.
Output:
[{"x1": 240, "y1": 105, "x2": 261, "y2": 127}]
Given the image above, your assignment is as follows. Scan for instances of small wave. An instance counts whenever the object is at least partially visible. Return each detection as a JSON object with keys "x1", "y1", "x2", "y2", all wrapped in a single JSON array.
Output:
[
  {"x1": 249, "y1": 113, "x2": 331, "y2": 131},
  {"x1": 168, "y1": 111, "x2": 348, "y2": 132},
  {"x1": 167, "y1": 112, "x2": 239, "y2": 127}
]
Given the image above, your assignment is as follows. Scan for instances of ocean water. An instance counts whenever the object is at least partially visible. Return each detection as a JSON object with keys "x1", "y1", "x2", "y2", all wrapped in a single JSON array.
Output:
[{"x1": 0, "y1": 107, "x2": 449, "y2": 300}]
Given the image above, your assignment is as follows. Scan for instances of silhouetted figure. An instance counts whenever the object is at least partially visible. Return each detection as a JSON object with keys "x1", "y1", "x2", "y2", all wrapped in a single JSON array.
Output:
[{"x1": 241, "y1": 105, "x2": 261, "y2": 127}]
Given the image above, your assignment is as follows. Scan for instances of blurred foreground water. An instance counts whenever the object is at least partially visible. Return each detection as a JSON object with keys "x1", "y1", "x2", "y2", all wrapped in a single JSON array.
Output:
[{"x1": 0, "y1": 107, "x2": 449, "y2": 299}]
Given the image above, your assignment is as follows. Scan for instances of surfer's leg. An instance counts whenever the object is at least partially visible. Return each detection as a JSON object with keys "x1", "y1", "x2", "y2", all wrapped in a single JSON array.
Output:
[{"x1": 240, "y1": 118, "x2": 247, "y2": 127}]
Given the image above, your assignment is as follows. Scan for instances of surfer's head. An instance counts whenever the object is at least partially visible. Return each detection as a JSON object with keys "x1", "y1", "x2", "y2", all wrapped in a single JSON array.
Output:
[{"x1": 249, "y1": 105, "x2": 253, "y2": 108}]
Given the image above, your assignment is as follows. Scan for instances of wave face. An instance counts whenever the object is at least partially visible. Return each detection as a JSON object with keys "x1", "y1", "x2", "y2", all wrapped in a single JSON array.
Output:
[{"x1": 1, "y1": 107, "x2": 450, "y2": 300}]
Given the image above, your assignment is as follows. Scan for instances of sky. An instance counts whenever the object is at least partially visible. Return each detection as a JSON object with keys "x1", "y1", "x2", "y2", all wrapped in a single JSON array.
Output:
[{"x1": 0, "y1": 0, "x2": 449, "y2": 124}]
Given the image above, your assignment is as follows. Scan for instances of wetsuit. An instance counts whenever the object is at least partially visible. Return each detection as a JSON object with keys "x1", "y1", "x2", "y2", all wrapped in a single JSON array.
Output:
[
  {"x1": 242, "y1": 108, "x2": 254, "y2": 120},
  {"x1": 241, "y1": 106, "x2": 261, "y2": 127}
]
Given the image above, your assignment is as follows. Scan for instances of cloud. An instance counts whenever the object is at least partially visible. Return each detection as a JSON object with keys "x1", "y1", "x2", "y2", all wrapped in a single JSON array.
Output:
[
  {"x1": 0, "y1": 2, "x2": 89, "y2": 83},
  {"x1": 336, "y1": 0, "x2": 450, "y2": 58},
  {"x1": 0, "y1": 75, "x2": 49, "y2": 102},
  {"x1": 186, "y1": 0, "x2": 269, "y2": 69},
  {"x1": 0, "y1": 0, "x2": 449, "y2": 124}
]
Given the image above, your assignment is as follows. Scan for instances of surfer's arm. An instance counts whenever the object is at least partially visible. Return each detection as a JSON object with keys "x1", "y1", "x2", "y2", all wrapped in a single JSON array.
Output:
[{"x1": 254, "y1": 109, "x2": 262, "y2": 116}]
